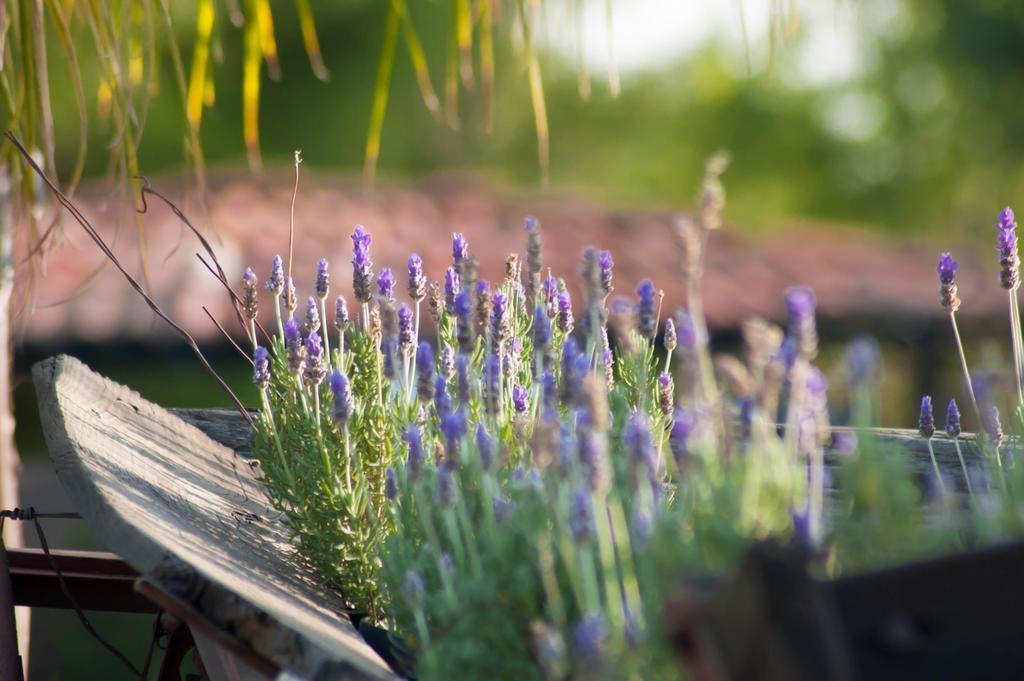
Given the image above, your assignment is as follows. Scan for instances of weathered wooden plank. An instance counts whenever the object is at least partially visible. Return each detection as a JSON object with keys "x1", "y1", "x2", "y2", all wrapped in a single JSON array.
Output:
[{"x1": 33, "y1": 355, "x2": 396, "y2": 681}]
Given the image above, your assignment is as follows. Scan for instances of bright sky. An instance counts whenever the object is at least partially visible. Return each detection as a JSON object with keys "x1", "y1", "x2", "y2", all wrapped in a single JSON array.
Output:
[{"x1": 542, "y1": 0, "x2": 905, "y2": 86}]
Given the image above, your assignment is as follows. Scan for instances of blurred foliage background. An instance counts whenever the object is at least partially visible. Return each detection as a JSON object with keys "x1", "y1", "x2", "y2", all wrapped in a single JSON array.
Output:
[{"x1": 13, "y1": 0, "x2": 1024, "y2": 236}]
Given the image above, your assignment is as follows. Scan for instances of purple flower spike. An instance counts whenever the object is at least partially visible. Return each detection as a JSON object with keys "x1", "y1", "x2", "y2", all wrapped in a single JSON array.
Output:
[
  {"x1": 455, "y1": 353, "x2": 471, "y2": 405},
  {"x1": 476, "y1": 422, "x2": 495, "y2": 472},
  {"x1": 483, "y1": 354, "x2": 501, "y2": 416},
  {"x1": 541, "y1": 371, "x2": 557, "y2": 416},
  {"x1": 454, "y1": 290, "x2": 473, "y2": 353},
  {"x1": 658, "y1": 371, "x2": 673, "y2": 416},
  {"x1": 625, "y1": 411, "x2": 658, "y2": 487},
  {"x1": 334, "y1": 295, "x2": 350, "y2": 331},
  {"x1": 452, "y1": 233, "x2": 469, "y2": 264},
  {"x1": 557, "y1": 290, "x2": 574, "y2": 334},
  {"x1": 533, "y1": 305, "x2": 552, "y2": 354},
  {"x1": 996, "y1": 208, "x2": 1020, "y2": 291},
  {"x1": 284, "y1": 317, "x2": 305, "y2": 376},
  {"x1": 569, "y1": 487, "x2": 594, "y2": 544},
  {"x1": 329, "y1": 370, "x2": 354, "y2": 427},
  {"x1": 669, "y1": 408, "x2": 696, "y2": 471},
  {"x1": 305, "y1": 332, "x2": 323, "y2": 359},
  {"x1": 918, "y1": 395, "x2": 934, "y2": 439},
  {"x1": 377, "y1": 268, "x2": 396, "y2": 302},
  {"x1": 490, "y1": 290, "x2": 509, "y2": 353},
  {"x1": 599, "y1": 250, "x2": 614, "y2": 295},
  {"x1": 283, "y1": 317, "x2": 301, "y2": 343},
  {"x1": 436, "y1": 463, "x2": 456, "y2": 507},
  {"x1": 315, "y1": 258, "x2": 330, "y2": 300},
  {"x1": 252, "y1": 346, "x2": 271, "y2": 390},
  {"x1": 416, "y1": 342, "x2": 435, "y2": 402},
  {"x1": 266, "y1": 255, "x2": 284, "y2": 294},
  {"x1": 444, "y1": 267, "x2": 461, "y2": 314},
  {"x1": 352, "y1": 225, "x2": 374, "y2": 303},
  {"x1": 404, "y1": 425, "x2": 425, "y2": 482},
  {"x1": 384, "y1": 467, "x2": 398, "y2": 500},
  {"x1": 442, "y1": 409, "x2": 467, "y2": 452},
  {"x1": 937, "y1": 252, "x2": 957, "y2": 283},
  {"x1": 636, "y1": 279, "x2": 658, "y2": 340},
  {"x1": 542, "y1": 276, "x2": 558, "y2": 318},
  {"x1": 785, "y1": 286, "x2": 818, "y2": 360},
  {"x1": 434, "y1": 374, "x2": 452, "y2": 420},
  {"x1": 945, "y1": 399, "x2": 961, "y2": 438},
  {"x1": 398, "y1": 304, "x2": 414, "y2": 354},
  {"x1": 304, "y1": 297, "x2": 321, "y2": 336},
  {"x1": 1001, "y1": 206, "x2": 1016, "y2": 231},
  {"x1": 984, "y1": 405, "x2": 1005, "y2": 448},
  {"x1": 241, "y1": 267, "x2": 259, "y2": 321},
  {"x1": 573, "y1": 614, "x2": 607, "y2": 674},
  {"x1": 512, "y1": 384, "x2": 529, "y2": 414},
  {"x1": 407, "y1": 254, "x2": 426, "y2": 302}
]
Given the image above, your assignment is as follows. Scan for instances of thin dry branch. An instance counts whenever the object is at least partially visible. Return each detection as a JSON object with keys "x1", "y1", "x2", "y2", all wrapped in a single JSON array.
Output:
[{"x1": 5, "y1": 131, "x2": 254, "y2": 428}]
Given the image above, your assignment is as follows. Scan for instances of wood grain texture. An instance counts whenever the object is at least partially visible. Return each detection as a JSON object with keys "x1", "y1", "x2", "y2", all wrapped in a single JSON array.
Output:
[{"x1": 33, "y1": 355, "x2": 396, "y2": 681}]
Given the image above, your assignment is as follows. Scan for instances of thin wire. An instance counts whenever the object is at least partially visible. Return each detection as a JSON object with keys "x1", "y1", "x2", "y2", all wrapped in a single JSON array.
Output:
[{"x1": 1, "y1": 507, "x2": 153, "y2": 681}]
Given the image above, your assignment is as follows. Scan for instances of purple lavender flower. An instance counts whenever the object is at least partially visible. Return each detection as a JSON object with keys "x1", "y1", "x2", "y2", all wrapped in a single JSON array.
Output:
[
  {"x1": 315, "y1": 258, "x2": 330, "y2": 300},
  {"x1": 671, "y1": 405, "x2": 696, "y2": 471},
  {"x1": 454, "y1": 290, "x2": 474, "y2": 353},
  {"x1": 304, "y1": 296, "x2": 321, "y2": 336},
  {"x1": 525, "y1": 216, "x2": 543, "y2": 301},
  {"x1": 284, "y1": 318, "x2": 305, "y2": 376},
  {"x1": 441, "y1": 344, "x2": 455, "y2": 380},
  {"x1": 483, "y1": 353, "x2": 501, "y2": 416},
  {"x1": 559, "y1": 338, "x2": 583, "y2": 406},
  {"x1": 334, "y1": 295, "x2": 350, "y2": 331},
  {"x1": 452, "y1": 233, "x2": 469, "y2": 264},
  {"x1": 937, "y1": 252, "x2": 957, "y2": 284},
  {"x1": 599, "y1": 250, "x2": 614, "y2": 295},
  {"x1": 434, "y1": 374, "x2": 452, "y2": 420},
  {"x1": 384, "y1": 466, "x2": 398, "y2": 500},
  {"x1": 785, "y1": 286, "x2": 818, "y2": 360},
  {"x1": 542, "y1": 276, "x2": 559, "y2": 318},
  {"x1": 303, "y1": 333, "x2": 326, "y2": 386},
  {"x1": 996, "y1": 207, "x2": 1020, "y2": 290},
  {"x1": 283, "y1": 276, "x2": 297, "y2": 315},
  {"x1": 490, "y1": 290, "x2": 509, "y2": 353},
  {"x1": 541, "y1": 371, "x2": 557, "y2": 417},
  {"x1": 407, "y1": 254, "x2": 426, "y2": 302},
  {"x1": 675, "y1": 310, "x2": 697, "y2": 349},
  {"x1": 436, "y1": 463, "x2": 456, "y2": 507},
  {"x1": 352, "y1": 225, "x2": 374, "y2": 303},
  {"x1": 441, "y1": 410, "x2": 467, "y2": 462},
  {"x1": 556, "y1": 290, "x2": 574, "y2": 334},
  {"x1": 402, "y1": 569, "x2": 424, "y2": 608},
  {"x1": 444, "y1": 267, "x2": 460, "y2": 314},
  {"x1": 241, "y1": 268, "x2": 258, "y2": 320},
  {"x1": 382, "y1": 337, "x2": 398, "y2": 381},
  {"x1": 572, "y1": 614, "x2": 607, "y2": 674},
  {"x1": 455, "y1": 353, "x2": 471, "y2": 405},
  {"x1": 658, "y1": 371, "x2": 673, "y2": 416},
  {"x1": 569, "y1": 487, "x2": 594, "y2": 544},
  {"x1": 404, "y1": 425, "x2": 425, "y2": 482},
  {"x1": 625, "y1": 411, "x2": 658, "y2": 487},
  {"x1": 329, "y1": 369, "x2": 354, "y2": 427},
  {"x1": 945, "y1": 399, "x2": 961, "y2": 438},
  {"x1": 266, "y1": 255, "x2": 284, "y2": 295},
  {"x1": 918, "y1": 395, "x2": 934, "y2": 439},
  {"x1": 533, "y1": 305, "x2": 552, "y2": 360},
  {"x1": 476, "y1": 422, "x2": 495, "y2": 472},
  {"x1": 663, "y1": 317, "x2": 677, "y2": 353},
  {"x1": 416, "y1": 342, "x2": 435, "y2": 403},
  {"x1": 252, "y1": 346, "x2": 271, "y2": 390},
  {"x1": 636, "y1": 279, "x2": 658, "y2": 340},
  {"x1": 512, "y1": 384, "x2": 529, "y2": 414},
  {"x1": 377, "y1": 268, "x2": 396, "y2": 303},
  {"x1": 398, "y1": 304, "x2": 414, "y2": 355},
  {"x1": 474, "y1": 280, "x2": 492, "y2": 330}
]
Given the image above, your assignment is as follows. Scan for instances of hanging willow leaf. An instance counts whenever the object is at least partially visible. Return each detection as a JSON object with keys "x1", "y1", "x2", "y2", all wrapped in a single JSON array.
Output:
[
  {"x1": 243, "y1": 0, "x2": 263, "y2": 173},
  {"x1": 573, "y1": 0, "x2": 591, "y2": 100},
  {"x1": 295, "y1": 0, "x2": 329, "y2": 81},
  {"x1": 605, "y1": 0, "x2": 619, "y2": 97},
  {"x1": 456, "y1": 0, "x2": 474, "y2": 88},
  {"x1": 394, "y1": 0, "x2": 440, "y2": 117},
  {"x1": 478, "y1": 0, "x2": 494, "y2": 132},
  {"x1": 363, "y1": 2, "x2": 401, "y2": 186},
  {"x1": 255, "y1": 0, "x2": 281, "y2": 82},
  {"x1": 43, "y1": 0, "x2": 87, "y2": 198},
  {"x1": 445, "y1": 0, "x2": 460, "y2": 130},
  {"x1": 517, "y1": 0, "x2": 550, "y2": 187},
  {"x1": 186, "y1": 0, "x2": 214, "y2": 129}
]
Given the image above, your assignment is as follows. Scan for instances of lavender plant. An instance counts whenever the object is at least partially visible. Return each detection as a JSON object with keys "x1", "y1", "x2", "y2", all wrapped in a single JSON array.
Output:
[{"x1": 242, "y1": 170, "x2": 1024, "y2": 679}]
